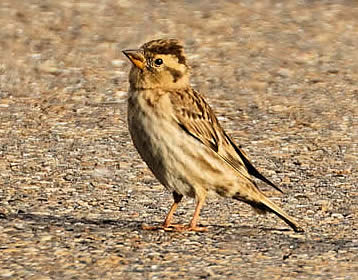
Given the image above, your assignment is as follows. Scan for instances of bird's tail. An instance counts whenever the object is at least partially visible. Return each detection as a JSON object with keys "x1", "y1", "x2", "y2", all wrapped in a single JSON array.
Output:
[{"x1": 234, "y1": 190, "x2": 304, "y2": 233}]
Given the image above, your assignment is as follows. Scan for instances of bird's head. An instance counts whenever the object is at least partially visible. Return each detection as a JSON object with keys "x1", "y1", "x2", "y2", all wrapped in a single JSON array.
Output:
[{"x1": 123, "y1": 39, "x2": 190, "y2": 90}]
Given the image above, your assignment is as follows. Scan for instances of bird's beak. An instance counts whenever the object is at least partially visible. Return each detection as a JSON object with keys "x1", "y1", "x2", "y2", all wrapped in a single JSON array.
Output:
[{"x1": 122, "y1": 49, "x2": 145, "y2": 70}]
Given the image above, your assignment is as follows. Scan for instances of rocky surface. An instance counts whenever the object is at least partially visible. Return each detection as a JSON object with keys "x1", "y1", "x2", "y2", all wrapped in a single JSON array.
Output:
[{"x1": 0, "y1": 0, "x2": 357, "y2": 279}]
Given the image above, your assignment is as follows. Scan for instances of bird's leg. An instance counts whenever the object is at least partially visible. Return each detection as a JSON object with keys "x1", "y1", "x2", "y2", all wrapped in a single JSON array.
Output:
[
  {"x1": 162, "y1": 192, "x2": 184, "y2": 229},
  {"x1": 142, "y1": 191, "x2": 183, "y2": 231},
  {"x1": 182, "y1": 193, "x2": 208, "y2": 232}
]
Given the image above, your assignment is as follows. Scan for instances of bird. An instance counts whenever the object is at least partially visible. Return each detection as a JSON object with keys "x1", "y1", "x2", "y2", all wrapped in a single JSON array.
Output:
[{"x1": 122, "y1": 39, "x2": 304, "y2": 232}]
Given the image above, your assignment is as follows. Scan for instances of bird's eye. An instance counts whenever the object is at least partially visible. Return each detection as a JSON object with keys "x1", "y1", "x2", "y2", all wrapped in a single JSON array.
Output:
[{"x1": 154, "y1": 58, "x2": 163, "y2": 66}]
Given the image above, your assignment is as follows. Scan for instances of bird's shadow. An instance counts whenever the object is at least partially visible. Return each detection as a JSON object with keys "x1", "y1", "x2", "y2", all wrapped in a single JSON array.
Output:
[
  {"x1": 210, "y1": 223, "x2": 292, "y2": 233},
  {"x1": 1, "y1": 211, "x2": 294, "y2": 234},
  {"x1": 1, "y1": 211, "x2": 143, "y2": 231}
]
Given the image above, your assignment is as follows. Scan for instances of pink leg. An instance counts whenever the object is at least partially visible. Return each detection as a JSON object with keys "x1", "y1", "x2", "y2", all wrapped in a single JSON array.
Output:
[
  {"x1": 142, "y1": 192, "x2": 184, "y2": 231},
  {"x1": 184, "y1": 195, "x2": 208, "y2": 232}
]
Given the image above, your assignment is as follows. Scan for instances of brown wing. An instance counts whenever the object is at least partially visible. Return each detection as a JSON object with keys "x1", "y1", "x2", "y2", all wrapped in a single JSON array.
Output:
[
  {"x1": 170, "y1": 88, "x2": 283, "y2": 193},
  {"x1": 223, "y1": 132, "x2": 283, "y2": 193},
  {"x1": 171, "y1": 88, "x2": 221, "y2": 152}
]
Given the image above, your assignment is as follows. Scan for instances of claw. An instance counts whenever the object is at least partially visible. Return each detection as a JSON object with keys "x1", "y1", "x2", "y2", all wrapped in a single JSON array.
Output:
[
  {"x1": 141, "y1": 224, "x2": 208, "y2": 232},
  {"x1": 179, "y1": 225, "x2": 208, "y2": 232},
  {"x1": 141, "y1": 224, "x2": 186, "y2": 231}
]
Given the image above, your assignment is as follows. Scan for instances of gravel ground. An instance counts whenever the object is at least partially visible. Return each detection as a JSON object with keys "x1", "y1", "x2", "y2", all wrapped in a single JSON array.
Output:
[{"x1": 0, "y1": 0, "x2": 357, "y2": 279}]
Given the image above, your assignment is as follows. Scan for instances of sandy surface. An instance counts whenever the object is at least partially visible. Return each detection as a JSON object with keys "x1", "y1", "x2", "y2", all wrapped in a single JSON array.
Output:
[{"x1": 0, "y1": 0, "x2": 357, "y2": 279}]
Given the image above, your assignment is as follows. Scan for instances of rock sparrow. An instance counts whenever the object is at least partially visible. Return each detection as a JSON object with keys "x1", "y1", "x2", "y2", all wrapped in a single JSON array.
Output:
[{"x1": 123, "y1": 39, "x2": 303, "y2": 232}]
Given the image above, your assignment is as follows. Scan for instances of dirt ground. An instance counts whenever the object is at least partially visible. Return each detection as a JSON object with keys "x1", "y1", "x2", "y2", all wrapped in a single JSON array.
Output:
[{"x1": 0, "y1": 0, "x2": 357, "y2": 279}]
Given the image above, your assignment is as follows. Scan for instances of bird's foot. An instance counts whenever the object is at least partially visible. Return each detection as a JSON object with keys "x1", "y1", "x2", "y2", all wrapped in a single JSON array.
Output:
[
  {"x1": 162, "y1": 224, "x2": 188, "y2": 231},
  {"x1": 141, "y1": 223, "x2": 208, "y2": 232},
  {"x1": 177, "y1": 225, "x2": 208, "y2": 232},
  {"x1": 141, "y1": 223, "x2": 186, "y2": 231}
]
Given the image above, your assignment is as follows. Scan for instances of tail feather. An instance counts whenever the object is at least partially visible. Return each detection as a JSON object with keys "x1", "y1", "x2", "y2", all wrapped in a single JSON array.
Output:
[{"x1": 235, "y1": 192, "x2": 304, "y2": 232}]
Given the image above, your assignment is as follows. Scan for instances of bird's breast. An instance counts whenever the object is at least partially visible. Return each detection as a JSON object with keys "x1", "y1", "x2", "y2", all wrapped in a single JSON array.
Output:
[{"x1": 126, "y1": 89, "x2": 242, "y2": 199}]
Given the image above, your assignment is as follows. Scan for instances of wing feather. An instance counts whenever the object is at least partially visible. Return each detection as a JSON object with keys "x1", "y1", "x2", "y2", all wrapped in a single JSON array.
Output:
[{"x1": 170, "y1": 88, "x2": 283, "y2": 193}]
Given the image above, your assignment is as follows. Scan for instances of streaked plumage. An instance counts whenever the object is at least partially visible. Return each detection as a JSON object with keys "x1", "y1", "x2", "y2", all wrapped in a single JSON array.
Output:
[{"x1": 123, "y1": 39, "x2": 303, "y2": 232}]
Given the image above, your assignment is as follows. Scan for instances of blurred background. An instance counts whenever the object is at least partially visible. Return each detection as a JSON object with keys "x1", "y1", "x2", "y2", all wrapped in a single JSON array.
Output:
[{"x1": 0, "y1": 0, "x2": 357, "y2": 279}]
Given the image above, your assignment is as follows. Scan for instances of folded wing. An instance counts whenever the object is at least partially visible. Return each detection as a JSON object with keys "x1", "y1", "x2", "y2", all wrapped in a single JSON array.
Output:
[{"x1": 170, "y1": 88, "x2": 283, "y2": 193}]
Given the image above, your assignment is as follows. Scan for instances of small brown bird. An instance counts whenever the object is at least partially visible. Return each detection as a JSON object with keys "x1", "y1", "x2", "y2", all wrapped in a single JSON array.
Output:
[{"x1": 123, "y1": 39, "x2": 303, "y2": 232}]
